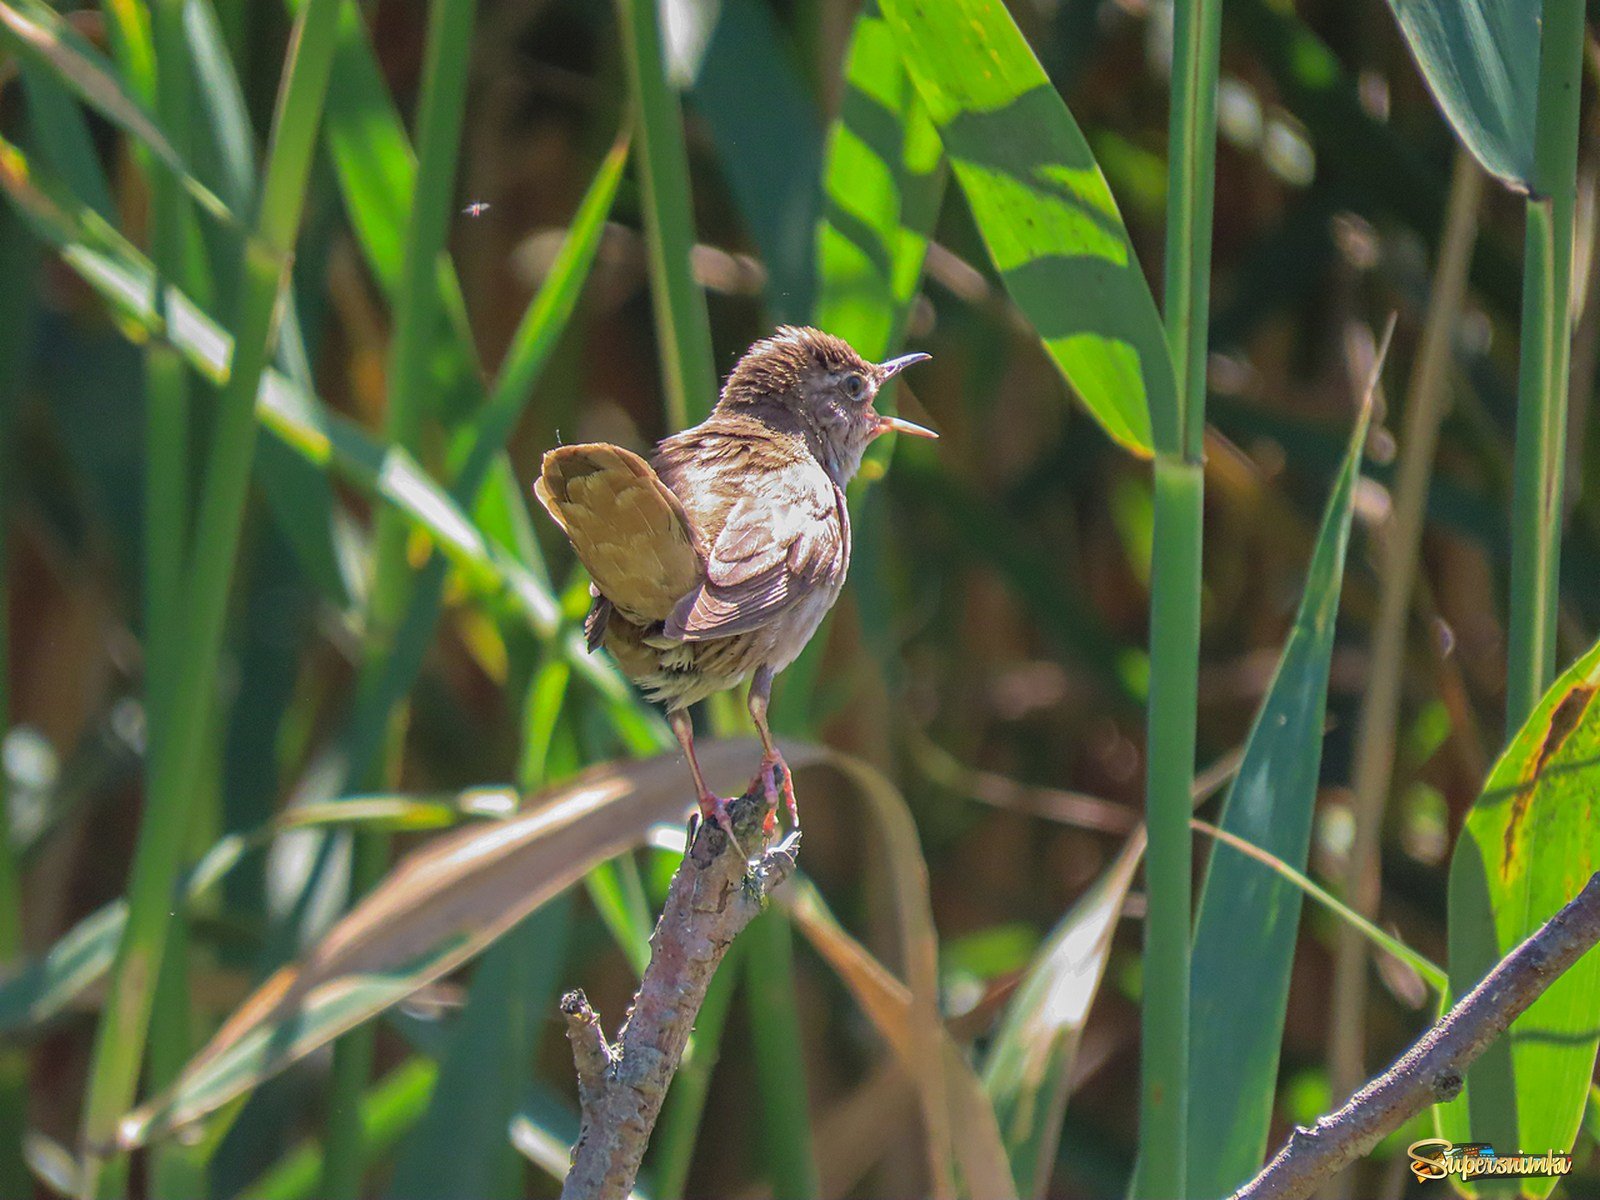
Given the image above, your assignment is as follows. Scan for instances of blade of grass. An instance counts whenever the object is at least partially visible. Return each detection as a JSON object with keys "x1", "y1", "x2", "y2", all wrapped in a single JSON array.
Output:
[
  {"x1": 18, "y1": 63, "x2": 116, "y2": 220},
  {"x1": 616, "y1": 0, "x2": 716, "y2": 429},
  {"x1": 1327, "y1": 151, "x2": 1483, "y2": 1124},
  {"x1": 0, "y1": 0, "x2": 229, "y2": 223},
  {"x1": 1190, "y1": 821, "x2": 1446, "y2": 992},
  {"x1": 744, "y1": 909, "x2": 820, "y2": 1200},
  {"x1": 1505, "y1": 0, "x2": 1585, "y2": 733},
  {"x1": 1185, "y1": 358, "x2": 1379, "y2": 1198},
  {"x1": 1382, "y1": 0, "x2": 1537, "y2": 190},
  {"x1": 782, "y1": 877, "x2": 1016, "y2": 1200},
  {"x1": 821, "y1": 754, "x2": 959, "y2": 1198},
  {"x1": 141, "y1": 0, "x2": 211, "y2": 1187},
  {"x1": 76, "y1": 0, "x2": 344, "y2": 1190}
]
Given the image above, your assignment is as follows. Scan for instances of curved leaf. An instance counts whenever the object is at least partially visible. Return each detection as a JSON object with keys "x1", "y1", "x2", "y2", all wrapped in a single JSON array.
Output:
[
  {"x1": 119, "y1": 741, "x2": 825, "y2": 1147},
  {"x1": 879, "y1": 0, "x2": 1169, "y2": 455},
  {"x1": 1438, "y1": 639, "x2": 1600, "y2": 1197},
  {"x1": 1385, "y1": 0, "x2": 1538, "y2": 191}
]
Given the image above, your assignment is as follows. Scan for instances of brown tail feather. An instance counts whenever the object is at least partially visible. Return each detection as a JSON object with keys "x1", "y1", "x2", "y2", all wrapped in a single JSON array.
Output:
[{"x1": 534, "y1": 444, "x2": 703, "y2": 625}]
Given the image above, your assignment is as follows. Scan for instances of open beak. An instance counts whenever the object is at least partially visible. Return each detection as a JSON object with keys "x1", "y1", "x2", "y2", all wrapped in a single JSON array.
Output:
[
  {"x1": 873, "y1": 351, "x2": 937, "y2": 438},
  {"x1": 874, "y1": 414, "x2": 939, "y2": 439},
  {"x1": 878, "y1": 350, "x2": 932, "y2": 379}
]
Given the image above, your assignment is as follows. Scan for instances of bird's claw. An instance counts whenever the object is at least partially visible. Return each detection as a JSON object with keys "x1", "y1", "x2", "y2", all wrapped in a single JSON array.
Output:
[
  {"x1": 756, "y1": 753, "x2": 799, "y2": 832},
  {"x1": 698, "y1": 791, "x2": 749, "y2": 863}
]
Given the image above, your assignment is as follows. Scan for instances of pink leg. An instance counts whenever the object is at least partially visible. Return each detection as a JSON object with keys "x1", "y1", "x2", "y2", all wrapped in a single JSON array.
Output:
[
  {"x1": 748, "y1": 667, "x2": 798, "y2": 828},
  {"x1": 670, "y1": 709, "x2": 747, "y2": 860}
]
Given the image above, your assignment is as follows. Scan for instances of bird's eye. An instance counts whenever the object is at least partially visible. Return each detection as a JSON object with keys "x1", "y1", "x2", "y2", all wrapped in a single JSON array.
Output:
[{"x1": 843, "y1": 373, "x2": 866, "y2": 400}]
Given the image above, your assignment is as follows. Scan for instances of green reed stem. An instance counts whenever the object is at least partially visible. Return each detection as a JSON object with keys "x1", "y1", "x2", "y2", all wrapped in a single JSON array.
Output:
[
  {"x1": 142, "y1": 1, "x2": 208, "y2": 1191},
  {"x1": 320, "y1": 0, "x2": 478, "y2": 1194},
  {"x1": 78, "y1": 2, "x2": 343, "y2": 1191},
  {"x1": 1506, "y1": 0, "x2": 1585, "y2": 734},
  {"x1": 1140, "y1": 0, "x2": 1220, "y2": 1192},
  {"x1": 615, "y1": 0, "x2": 716, "y2": 428}
]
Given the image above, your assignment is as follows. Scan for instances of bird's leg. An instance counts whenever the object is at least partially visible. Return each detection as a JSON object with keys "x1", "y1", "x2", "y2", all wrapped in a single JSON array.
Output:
[
  {"x1": 670, "y1": 708, "x2": 746, "y2": 861},
  {"x1": 748, "y1": 666, "x2": 797, "y2": 829}
]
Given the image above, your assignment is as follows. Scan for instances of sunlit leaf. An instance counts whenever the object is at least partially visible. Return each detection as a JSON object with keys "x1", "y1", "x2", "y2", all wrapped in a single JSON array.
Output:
[
  {"x1": 813, "y1": 0, "x2": 944, "y2": 360},
  {"x1": 0, "y1": 0, "x2": 230, "y2": 223},
  {"x1": 879, "y1": 0, "x2": 1169, "y2": 455},
  {"x1": 1438, "y1": 640, "x2": 1600, "y2": 1197}
]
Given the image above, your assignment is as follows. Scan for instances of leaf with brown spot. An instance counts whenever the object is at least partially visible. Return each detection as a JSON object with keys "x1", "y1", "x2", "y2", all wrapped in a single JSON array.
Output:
[{"x1": 1440, "y1": 644, "x2": 1600, "y2": 1198}]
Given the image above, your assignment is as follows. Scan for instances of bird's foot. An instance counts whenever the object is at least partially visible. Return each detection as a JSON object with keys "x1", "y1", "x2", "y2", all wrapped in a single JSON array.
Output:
[
  {"x1": 696, "y1": 791, "x2": 749, "y2": 863},
  {"x1": 756, "y1": 752, "x2": 799, "y2": 831}
]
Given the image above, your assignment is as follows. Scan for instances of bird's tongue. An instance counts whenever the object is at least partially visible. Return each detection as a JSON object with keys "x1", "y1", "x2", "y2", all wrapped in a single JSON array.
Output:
[{"x1": 874, "y1": 413, "x2": 938, "y2": 439}]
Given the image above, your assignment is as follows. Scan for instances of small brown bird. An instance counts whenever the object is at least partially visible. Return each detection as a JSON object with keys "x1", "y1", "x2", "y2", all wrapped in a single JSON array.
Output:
[{"x1": 535, "y1": 326, "x2": 934, "y2": 846}]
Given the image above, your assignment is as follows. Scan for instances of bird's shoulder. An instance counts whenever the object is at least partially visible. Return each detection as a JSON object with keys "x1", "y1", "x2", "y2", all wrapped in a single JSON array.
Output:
[{"x1": 652, "y1": 412, "x2": 833, "y2": 546}]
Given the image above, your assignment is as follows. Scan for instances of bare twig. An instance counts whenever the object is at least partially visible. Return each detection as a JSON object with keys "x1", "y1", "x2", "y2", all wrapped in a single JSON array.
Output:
[
  {"x1": 559, "y1": 770, "x2": 800, "y2": 1200},
  {"x1": 1233, "y1": 870, "x2": 1600, "y2": 1200}
]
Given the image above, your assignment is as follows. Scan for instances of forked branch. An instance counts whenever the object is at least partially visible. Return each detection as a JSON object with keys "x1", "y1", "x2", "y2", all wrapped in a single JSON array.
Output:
[
  {"x1": 559, "y1": 771, "x2": 799, "y2": 1200},
  {"x1": 1232, "y1": 870, "x2": 1600, "y2": 1200}
]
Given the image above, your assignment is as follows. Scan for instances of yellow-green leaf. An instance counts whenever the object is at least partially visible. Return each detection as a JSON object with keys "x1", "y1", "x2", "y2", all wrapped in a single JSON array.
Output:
[{"x1": 879, "y1": 0, "x2": 1169, "y2": 455}]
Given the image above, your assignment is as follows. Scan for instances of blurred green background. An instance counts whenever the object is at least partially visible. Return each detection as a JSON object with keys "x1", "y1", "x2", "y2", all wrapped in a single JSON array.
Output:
[{"x1": 2, "y1": 0, "x2": 1599, "y2": 1197}]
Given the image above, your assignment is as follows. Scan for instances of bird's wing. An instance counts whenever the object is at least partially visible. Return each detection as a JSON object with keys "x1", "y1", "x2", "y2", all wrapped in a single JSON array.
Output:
[
  {"x1": 664, "y1": 474, "x2": 846, "y2": 642},
  {"x1": 535, "y1": 444, "x2": 704, "y2": 626}
]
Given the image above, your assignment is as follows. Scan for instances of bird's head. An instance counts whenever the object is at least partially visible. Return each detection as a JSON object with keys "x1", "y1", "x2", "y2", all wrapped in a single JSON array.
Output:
[{"x1": 717, "y1": 326, "x2": 935, "y2": 483}]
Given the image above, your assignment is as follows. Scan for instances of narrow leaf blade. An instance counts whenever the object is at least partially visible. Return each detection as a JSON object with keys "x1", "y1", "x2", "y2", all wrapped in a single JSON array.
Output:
[{"x1": 1185, "y1": 395, "x2": 1373, "y2": 1195}]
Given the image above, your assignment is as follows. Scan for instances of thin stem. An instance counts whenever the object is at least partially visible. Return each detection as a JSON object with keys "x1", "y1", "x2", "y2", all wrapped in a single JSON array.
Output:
[
  {"x1": 1139, "y1": 456, "x2": 1203, "y2": 1196},
  {"x1": 1326, "y1": 151, "x2": 1483, "y2": 1125},
  {"x1": 1162, "y1": 0, "x2": 1222, "y2": 460},
  {"x1": 77, "y1": 1, "x2": 343, "y2": 1190},
  {"x1": 1140, "y1": 0, "x2": 1221, "y2": 1191},
  {"x1": 141, "y1": 2, "x2": 206, "y2": 1191},
  {"x1": 614, "y1": 0, "x2": 716, "y2": 429},
  {"x1": 1506, "y1": 0, "x2": 1585, "y2": 732},
  {"x1": 320, "y1": 1, "x2": 478, "y2": 1190}
]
